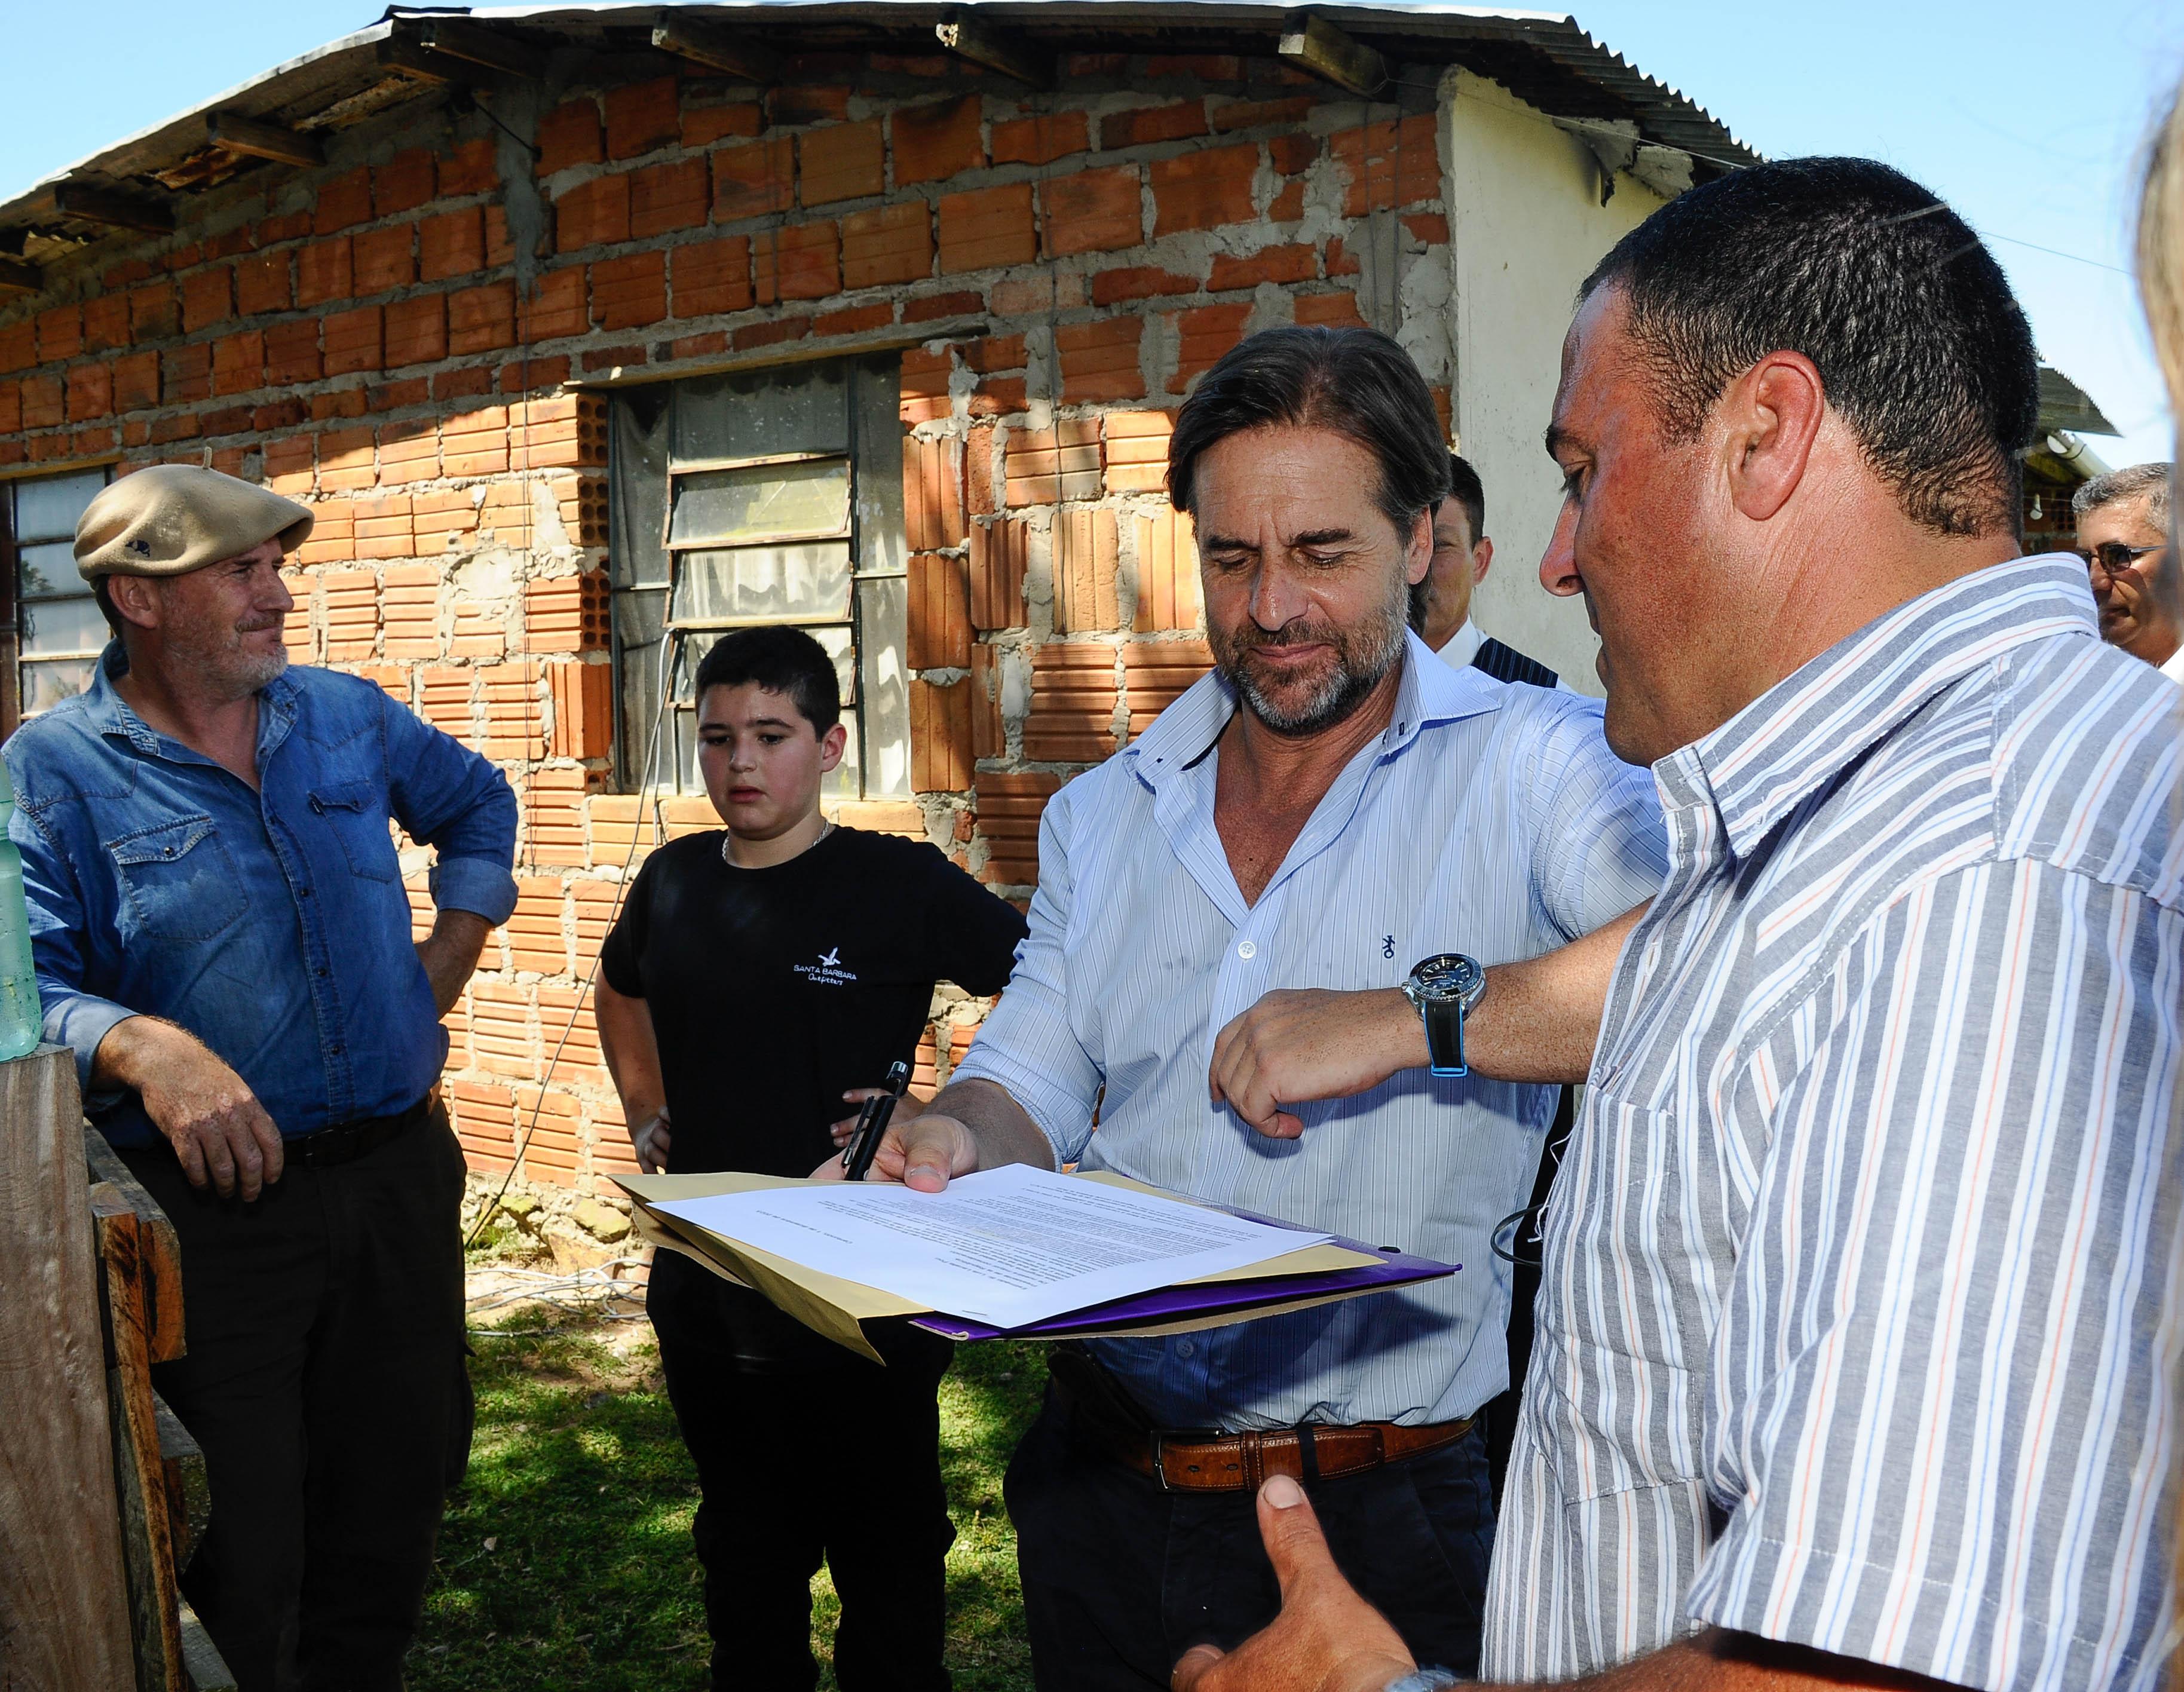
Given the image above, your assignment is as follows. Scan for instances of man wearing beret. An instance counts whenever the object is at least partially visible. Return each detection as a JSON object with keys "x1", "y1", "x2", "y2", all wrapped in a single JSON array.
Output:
[{"x1": 4, "y1": 464, "x2": 518, "y2": 1692}]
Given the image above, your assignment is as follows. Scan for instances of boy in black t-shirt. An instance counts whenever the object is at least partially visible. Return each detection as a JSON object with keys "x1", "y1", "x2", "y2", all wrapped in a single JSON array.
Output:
[{"x1": 595, "y1": 626, "x2": 1025, "y2": 1692}]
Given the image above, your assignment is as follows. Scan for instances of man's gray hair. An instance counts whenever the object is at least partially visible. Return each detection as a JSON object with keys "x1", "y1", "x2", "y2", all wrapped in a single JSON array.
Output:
[{"x1": 2072, "y1": 461, "x2": 2173, "y2": 533}]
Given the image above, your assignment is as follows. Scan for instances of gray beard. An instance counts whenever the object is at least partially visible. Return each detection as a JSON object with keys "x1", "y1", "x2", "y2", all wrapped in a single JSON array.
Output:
[{"x1": 1217, "y1": 589, "x2": 1408, "y2": 738}]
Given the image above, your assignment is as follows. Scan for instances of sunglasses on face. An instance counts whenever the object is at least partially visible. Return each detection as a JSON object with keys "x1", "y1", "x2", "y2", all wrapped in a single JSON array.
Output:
[{"x1": 2073, "y1": 541, "x2": 2162, "y2": 578}]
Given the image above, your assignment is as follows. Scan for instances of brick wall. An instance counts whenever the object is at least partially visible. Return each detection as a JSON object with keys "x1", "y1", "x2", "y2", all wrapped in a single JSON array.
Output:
[{"x1": 0, "y1": 48, "x2": 1454, "y2": 1188}]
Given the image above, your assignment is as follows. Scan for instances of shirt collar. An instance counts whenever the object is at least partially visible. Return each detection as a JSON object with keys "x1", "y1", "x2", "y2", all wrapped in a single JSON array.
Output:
[
  {"x1": 1123, "y1": 631, "x2": 1505, "y2": 789},
  {"x1": 85, "y1": 640, "x2": 302, "y2": 763},
  {"x1": 1668, "y1": 554, "x2": 2097, "y2": 860},
  {"x1": 1435, "y1": 618, "x2": 1485, "y2": 670}
]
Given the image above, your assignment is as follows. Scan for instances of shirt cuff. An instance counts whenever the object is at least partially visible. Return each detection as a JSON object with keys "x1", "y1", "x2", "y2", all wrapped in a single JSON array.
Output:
[
  {"x1": 429, "y1": 856, "x2": 519, "y2": 926},
  {"x1": 948, "y1": 1049, "x2": 1076, "y2": 1166},
  {"x1": 46, "y1": 991, "x2": 140, "y2": 1107}
]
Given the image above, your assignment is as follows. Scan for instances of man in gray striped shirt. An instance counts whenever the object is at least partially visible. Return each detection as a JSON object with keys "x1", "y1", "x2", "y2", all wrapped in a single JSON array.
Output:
[{"x1": 1174, "y1": 161, "x2": 2178, "y2": 1692}]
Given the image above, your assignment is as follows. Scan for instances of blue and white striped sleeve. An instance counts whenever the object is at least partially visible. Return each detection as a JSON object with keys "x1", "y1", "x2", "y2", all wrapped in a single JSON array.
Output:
[
  {"x1": 1522, "y1": 696, "x2": 1668, "y2": 940},
  {"x1": 948, "y1": 783, "x2": 1105, "y2": 1166}
]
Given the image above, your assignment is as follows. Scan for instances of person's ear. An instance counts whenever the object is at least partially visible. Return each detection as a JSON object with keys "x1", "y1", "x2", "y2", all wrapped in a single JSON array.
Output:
[
  {"x1": 106, "y1": 574, "x2": 163, "y2": 633},
  {"x1": 1723, "y1": 351, "x2": 1825, "y2": 523},
  {"x1": 1471, "y1": 535, "x2": 1494, "y2": 586},
  {"x1": 818, "y1": 721, "x2": 848, "y2": 774},
  {"x1": 1402, "y1": 508, "x2": 1433, "y2": 587}
]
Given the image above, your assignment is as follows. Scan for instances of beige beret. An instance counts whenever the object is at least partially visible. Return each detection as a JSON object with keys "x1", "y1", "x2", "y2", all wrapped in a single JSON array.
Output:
[{"x1": 74, "y1": 465, "x2": 313, "y2": 581}]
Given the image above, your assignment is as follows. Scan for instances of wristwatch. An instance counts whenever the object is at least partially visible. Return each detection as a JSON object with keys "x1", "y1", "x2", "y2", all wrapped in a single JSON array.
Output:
[
  {"x1": 1400, "y1": 953, "x2": 1485, "y2": 1078},
  {"x1": 1383, "y1": 1670, "x2": 1464, "y2": 1692}
]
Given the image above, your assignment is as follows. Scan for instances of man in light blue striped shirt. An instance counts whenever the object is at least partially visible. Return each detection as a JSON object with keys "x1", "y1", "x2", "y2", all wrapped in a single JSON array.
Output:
[
  {"x1": 1171, "y1": 161, "x2": 2178, "y2": 1692},
  {"x1": 837, "y1": 326, "x2": 1665, "y2": 1685}
]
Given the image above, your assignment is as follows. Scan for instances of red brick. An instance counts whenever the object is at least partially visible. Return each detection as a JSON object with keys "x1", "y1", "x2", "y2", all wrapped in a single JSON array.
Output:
[
  {"x1": 212, "y1": 330, "x2": 265, "y2": 396},
  {"x1": 939, "y1": 183, "x2": 1036, "y2": 274},
  {"x1": 384, "y1": 295, "x2": 446, "y2": 367},
  {"x1": 1105, "y1": 408, "x2": 1177, "y2": 494},
  {"x1": 0, "y1": 383, "x2": 16, "y2": 435},
  {"x1": 813, "y1": 301, "x2": 892, "y2": 338},
  {"x1": 19, "y1": 375, "x2": 63, "y2": 430},
  {"x1": 900, "y1": 346, "x2": 953, "y2": 425},
  {"x1": 179, "y1": 264, "x2": 232, "y2": 334},
  {"x1": 33, "y1": 305, "x2": 78, "y2": 363},
  {"x1": 903, "y1": 289, "x2": 982, "y2": 322},
  {"x1": 961, "y1": 333, "x2": 1025, "y2": 376},
  {"x1": 1331, "y1": 114, "x2": 1439, "y2": 214},
  {"x1": 734, "y1": 318, "x2": 806, "y2": 352},
  {"x1": 991, "y1": 111, "x2": 1088, "y2": 167},
  {"x1": 1404, "y1": 212, "x2": 1450, "y2": 246},
  {"x1": 1294, "y1": 290, "x2": 1367, "y2": 329},
  {"x1": 321, "y1": 306, "x2": 381, "y2": 376},
  {"x1": 314, "y1": 167, "x2": 373, "y2": 234},
  {"x1": 235, "y1": 251, "x2": 291, "y2": 315},
  {"x1": 265, "y1": 318, "x2": 321, "y2": 385},
  {"x1": 973, "y1": 766, "x2": 1058, "y2": 884},
  {"x1": 549, "y1": 660, "x2": 614, "y2": 759},
  {"x1": 1100, "y1": 103, "x2": 1208, "y2": 150},
  {"x1": 160, "y1": 345, "x2": 209, "y2": 406},
  {"x1": 970, "y1": 376, "x2": 1026, "y2": 417},
  {"x1": 893, "y1": 97, "x2": 984, "y2": 186},
  {"x1": 1022, "y1": 644, "x2": 1118, "y2": 763},
  {"x1": 770, "y1": 85, "x2": 851, "y2": 126},
  {"x1": 296, "y1": 237, "x2": 353, "y2": 308},
  {"x1": 448, "y1": 283, "x2": 516, "y2": 356},
  {"x1": 682, "y1": 101, "x2": 762, "y2": 149},
  {"x1": 903, "y1": 435, "x2": 967, "y2": 551},
  {"x1": 1270, "y1": 133, "x2": 1319, "y2": 176},
  {"x1": 129, "y1": 281, "x2": 179, "y2": 343},
  {"x1": 1210, "y1": 243, "x2": 1316, "y2": 290},
  {"x1": 606, "y1": 76, "x2": 681, "y2": 160},
  {"x1": 0, "y1": 321, "x2": 36, "y2": 374},
  {"x1": 1150, "y1": 143, "x2": 1259, "y2": 235},
  {"x1": 354, "y1": 225, "x2": 416, "y2": 293},
  {"x1": 1058, "y1": 316, "x2": 1145, "y2": 402},
  {"x1": 1091, "y1": 266, "x2": 1197, "y2": 306},
  {"x1": 799, "y1": 121, "x2": 884, "y2": 206},
  {"x1": 437, "y1": 136, "x2": 498, "y2": 198},
  {"x1": 591, "y1": 251, "x2": 667, "y2": 330},
  {"x1": 417, "y1": 208, "x2": 483, "y2": 283},
  {"x1": 370, "y1": 378, "x2": 430, "y2": 413},
  {"x1": 203, "y1": 405, "x2": 253, "y2": 439},
  {"x1": 485, "y1": 206, "x2": 517, "y2": 269},
  {"x1": 630, "y1": 157, "x2": 709, "y2": 239},
  {"x1": 556, "y1": 173, "x2": 630, "y2": 253},
  {"x1": 671, "y1": 236, "x2": 752, "y2": 317},
  {"x1": 711, "y1": 137, "x2": 794, "y2": 220},
  {"x1": 256, "y1": 210, "x2": 311, "y2": 245},
  {"x1": 1040, "y1": 167, "x2": 1140, "y2": 257},
  {"x1": 968, "y1": 517, "x2": 1027, "y2": 628},
  {"x1": 1051, "y1": 506, "x2": 1122, "y2": 631},
  {"x1": 522, "y1": 267, "x2": 589, "y2": 341},
  {"x1": 1324, "y1": 235, "x2": 1359, "y2": 277},
  {"x1": 1003, "y1": 418, "x2": 1101, "y2": 505},
  {"x1": 75, "y1": 294, "x2": 122, "y2": 355},
  {"x1": 907, "y1": 552, "x2": 972, "y2": 669},
  {"x1": 753, "y1": 222, "x2": 839, "y2": 303},
  {"x1": 441, "y1": 404, "x2": 510, "y2": 477},
  {"x1": 842, "y1": 202, "x2": 932, "y2": 290},
  {"x1": 1211, "y1": 95, "x2": 1317, "y2": 133},
  {"x1": 373, "y1": 148, "x2": 436, "y2": 217},
  {"x1": 537, "y1": 99, "x2": 603, "y2": 176},
  {"x1": 910, "y1": 678, "x2": 975, "y2": 792},
  {"x1": 1122, "y1": 634, "x2": 1214, "y2": 732},
  {"x1": 66, "y1": 363, "x2": 111, "y2": 422},
  {"x1": 1169, "y1": 302, "x2": 1252, "y2": 392}
]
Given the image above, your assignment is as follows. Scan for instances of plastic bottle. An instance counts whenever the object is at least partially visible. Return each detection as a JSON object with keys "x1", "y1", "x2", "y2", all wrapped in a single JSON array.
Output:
[{"x1": 0, "y1": 761, "x2": 44, "y2": 1061}]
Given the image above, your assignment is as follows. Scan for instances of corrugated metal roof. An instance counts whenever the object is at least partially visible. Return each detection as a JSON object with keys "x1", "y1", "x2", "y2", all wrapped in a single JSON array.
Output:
[{"x1": 0, "y1": 3, "x2": 1759, "y2": 278}]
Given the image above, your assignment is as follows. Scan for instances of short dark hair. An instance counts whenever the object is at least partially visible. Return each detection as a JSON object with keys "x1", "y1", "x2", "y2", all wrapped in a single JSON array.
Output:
[
  {"x1": 93, "y1": 575, "x2": 126, "y2": 639},
  {"x1": 1167, "y1": 326, "x2": 1451, "y2": 537},
  {"x1": 692, "y1": 624, "x2": 840, "y2": 733},
  {"x1": 1581, "y1": 157, "x2": 2039, "y2": 538},
  {"x1": 1443, "y1": 453, "x2": 1485, "y2": 542}
]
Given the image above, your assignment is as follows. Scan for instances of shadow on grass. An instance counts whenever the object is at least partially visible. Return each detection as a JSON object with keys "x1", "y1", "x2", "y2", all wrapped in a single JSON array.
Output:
[{"x1": 408, "y1": 1311, "x2": 1048, "y2": 1692}]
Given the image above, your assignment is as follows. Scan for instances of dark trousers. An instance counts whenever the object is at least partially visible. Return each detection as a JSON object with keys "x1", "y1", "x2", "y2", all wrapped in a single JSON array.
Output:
[
  {"x1": 1004, "y1": 1382, "x2": 1493, "y2": 1690},
  {"x1": 647, "y1": 1252, "x2": 957, "y2": 1692},
  {"x1": 118, "y1": 1106, "x2": 470, "y2": 1692}
]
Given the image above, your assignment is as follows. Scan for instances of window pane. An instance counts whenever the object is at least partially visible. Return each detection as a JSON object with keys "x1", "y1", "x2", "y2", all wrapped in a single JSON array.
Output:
[
  {"x1": 670, "y1": 541, "x2": 853, "y2": 626},
  {"x1": 672, "y1": 363, "x2": 850, "y2": 463},
  {"x1": 667, "y1": 459, "x2": 849, "y2": 548},
  {"x1": 21, "y1": 595, "x2": 106, "y2": 657},
  {"x1": 19, "y1": 540, "x2": 84, "y2": 601},
  {"x1": 20, "y1": 657, "x2": 96, "y2": 715},
  {"x1": 13, "y1": 470, "x2": 105, "y2": 542}
]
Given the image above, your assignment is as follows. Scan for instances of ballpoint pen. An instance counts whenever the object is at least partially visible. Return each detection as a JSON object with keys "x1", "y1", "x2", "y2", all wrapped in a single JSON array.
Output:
[{"x1": 841, "y1": 1059, "x2": 911, "y2": 1182}]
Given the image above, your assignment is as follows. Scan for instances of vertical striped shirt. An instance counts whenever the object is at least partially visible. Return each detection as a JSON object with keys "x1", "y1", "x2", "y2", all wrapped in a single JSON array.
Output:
[
  {"x1": 954, "y1": 633, "x2": 1667, "y2": 1429},
  {"x1": 1482, "y1": 557, "x2": 2182, "y2": 1691}
]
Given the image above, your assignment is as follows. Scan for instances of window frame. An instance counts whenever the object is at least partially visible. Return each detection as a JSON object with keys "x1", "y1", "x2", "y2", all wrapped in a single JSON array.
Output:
[{"x1": 1, "y1": 464, "x2": 113, "y2": 740}]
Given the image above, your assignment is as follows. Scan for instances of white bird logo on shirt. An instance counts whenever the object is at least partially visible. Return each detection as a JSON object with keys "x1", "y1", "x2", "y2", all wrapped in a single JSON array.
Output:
[{"x1": 817, "y1": 946, "x2": 841, "y2": 968}]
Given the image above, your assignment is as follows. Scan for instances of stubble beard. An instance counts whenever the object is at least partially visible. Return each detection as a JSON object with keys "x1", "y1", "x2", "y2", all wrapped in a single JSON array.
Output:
[
  {"x1": 1212, "y1": 575, "x2": 1409, "y2": 738},
  {"x1": 167, "y1": 609, "x2": 289, "y2": 702}
]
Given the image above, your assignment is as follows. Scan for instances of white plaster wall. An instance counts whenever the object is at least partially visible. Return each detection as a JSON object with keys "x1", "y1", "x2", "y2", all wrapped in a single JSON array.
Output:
[{"x1": 1439, "y1": 69, "x2": 1668, "y2": 694}]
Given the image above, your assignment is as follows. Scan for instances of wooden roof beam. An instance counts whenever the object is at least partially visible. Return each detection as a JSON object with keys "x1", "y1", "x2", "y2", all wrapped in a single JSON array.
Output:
[
  {"x1": 653, "y1": 17, "x2": 784, "y2": 84},
  {"x1": 1277, "y1": 13, "x2": 1388, "y2": 97},
  {"x1": 51, "y1": 182, "x2": 174, "y2": 234},
  {"x1": 413, "y1": 19, "x2": 549, "y2": 79},
  {"x1": 935, "y1": 12, "x2": 1050, "y2": 88},
  {"x1": 0, "y1": 254, "x2": 42, "y2": 296},
  {"x1": 206, "y1": 111, "x2": 324, "y2": 168}
]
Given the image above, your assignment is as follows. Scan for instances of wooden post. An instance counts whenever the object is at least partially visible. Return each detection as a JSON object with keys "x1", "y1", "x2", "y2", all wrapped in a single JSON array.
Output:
[{"x1": 0, "y1": 1046, "x2": 136, "y2": 1690}]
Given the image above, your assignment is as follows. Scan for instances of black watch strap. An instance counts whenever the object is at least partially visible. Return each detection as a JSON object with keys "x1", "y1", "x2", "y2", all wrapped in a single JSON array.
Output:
[{"x1": 1423, "y1": 995, "x2": 1468, "y2": 1077}]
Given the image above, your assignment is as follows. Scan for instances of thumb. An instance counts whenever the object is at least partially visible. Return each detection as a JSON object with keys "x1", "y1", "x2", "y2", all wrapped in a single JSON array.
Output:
[
  {"x1": 1256, "y1": 1474, "x2": 1340, "y2": 1600},
  {"x1": 1171, "y1": 1643, "x2": 1224, "y2": 1691},
  {"x1": 899, "y1": 1117, "x2": 963, "y2": 1193}
]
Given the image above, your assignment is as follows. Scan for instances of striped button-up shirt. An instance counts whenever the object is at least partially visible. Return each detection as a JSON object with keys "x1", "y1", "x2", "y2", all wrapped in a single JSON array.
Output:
[
  {"x1": 954, "y1": 634, "x2": 1667, "y2": 1429},
  {"x1": 1483, "y1": 558, "x2": 2182, "y2": 1691}
]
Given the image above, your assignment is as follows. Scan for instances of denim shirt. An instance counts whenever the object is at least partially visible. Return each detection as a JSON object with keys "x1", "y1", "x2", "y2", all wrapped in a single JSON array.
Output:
[{"x1": 4, "y1": 645, "x2": 519, "y2": 1146}]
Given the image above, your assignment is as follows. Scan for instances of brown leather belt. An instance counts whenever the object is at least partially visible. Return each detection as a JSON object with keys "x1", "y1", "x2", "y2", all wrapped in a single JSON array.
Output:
[{"x1": 1049, "y1": 1342, "x2": 1475, "y2": 1492}]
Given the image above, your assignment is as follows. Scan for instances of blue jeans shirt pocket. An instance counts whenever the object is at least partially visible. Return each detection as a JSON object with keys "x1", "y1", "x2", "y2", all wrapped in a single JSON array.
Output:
[
  {"x1": 310, "y1": 780, "x2": 399, "y2": 882},
  {"x1": 106, "y1": 816, "x2": 247, "y2": 945}
]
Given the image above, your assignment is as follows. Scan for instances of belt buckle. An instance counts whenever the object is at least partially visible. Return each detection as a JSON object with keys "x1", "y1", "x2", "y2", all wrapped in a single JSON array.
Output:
[{"x1": 1149, "y1": 1429, "x2": 1174, "y2": 1492}]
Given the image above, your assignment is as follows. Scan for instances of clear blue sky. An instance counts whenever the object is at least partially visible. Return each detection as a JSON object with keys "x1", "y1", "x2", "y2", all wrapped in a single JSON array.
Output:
[{"x1": 2, "y1": 1, "x2": 2177, "y2": 468}]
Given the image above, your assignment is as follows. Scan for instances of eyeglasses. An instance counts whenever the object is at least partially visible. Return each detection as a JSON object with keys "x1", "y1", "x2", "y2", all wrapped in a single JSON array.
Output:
[{"x1": 2074, "y1": 541, "x2": 2163, "y2": 580}]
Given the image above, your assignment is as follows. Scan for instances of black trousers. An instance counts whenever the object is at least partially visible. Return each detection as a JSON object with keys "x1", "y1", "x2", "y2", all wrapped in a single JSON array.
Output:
[
  {"x1": 1004, "y1": 1381, "x2": 1493, "y2": 1690},
  {"x1": 647, "y1": 1251, "x2": 957, "y2": 1692},
  {"x1": 118, "y1": 1106, "x2": 470, "y2": 1692}
]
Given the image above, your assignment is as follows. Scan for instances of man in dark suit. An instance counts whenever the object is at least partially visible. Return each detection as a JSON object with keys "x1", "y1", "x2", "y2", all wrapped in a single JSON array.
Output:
[{"x1": 1408, "y1": 453, "x2": 1561, "y2": 688}]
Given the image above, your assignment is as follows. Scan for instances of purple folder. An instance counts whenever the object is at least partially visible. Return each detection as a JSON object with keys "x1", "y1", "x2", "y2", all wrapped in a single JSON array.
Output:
[{"x1": 909, "y1": 1222, "x2": 1456, "y2": 1342}]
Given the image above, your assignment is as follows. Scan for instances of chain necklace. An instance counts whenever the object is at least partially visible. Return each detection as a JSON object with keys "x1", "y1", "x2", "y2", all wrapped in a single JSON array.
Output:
[{"x1": 721, "y1": 817, "x2": 833, "y2": 867}]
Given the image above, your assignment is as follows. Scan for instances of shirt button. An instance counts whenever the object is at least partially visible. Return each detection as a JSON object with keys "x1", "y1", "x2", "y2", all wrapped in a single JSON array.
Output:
[
  {"x1": 330, "y1": 1044, "x2": 344, "y2": 1056},
  {"x1": 1237, "y1": 940, "x2": 1257, "y2": 960},
  {"x1": 1175, "y1": 1340, "x2": 1196, "y2": 1359}
]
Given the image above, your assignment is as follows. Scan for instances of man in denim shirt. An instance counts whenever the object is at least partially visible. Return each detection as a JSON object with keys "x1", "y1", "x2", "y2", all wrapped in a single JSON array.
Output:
[{"x1": 5, "y1": 465, "x2": 517, "y2": 1692}]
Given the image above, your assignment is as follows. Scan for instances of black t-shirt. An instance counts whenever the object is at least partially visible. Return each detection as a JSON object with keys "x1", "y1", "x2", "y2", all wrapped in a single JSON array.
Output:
[{"x1": 599, "y1": 824, "x2": 1027, "y2": 1367}]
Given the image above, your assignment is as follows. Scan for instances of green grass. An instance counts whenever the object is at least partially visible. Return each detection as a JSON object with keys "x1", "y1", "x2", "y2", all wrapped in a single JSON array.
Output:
[{"x1": 408, "y1": 1311, "x2": 1047, "y2": 1691}]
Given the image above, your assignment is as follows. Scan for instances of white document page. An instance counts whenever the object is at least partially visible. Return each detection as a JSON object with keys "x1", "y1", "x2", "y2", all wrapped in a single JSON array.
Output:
[{"x1": 650, "y1": 1164, "x2": 1331, "y2": 1329}]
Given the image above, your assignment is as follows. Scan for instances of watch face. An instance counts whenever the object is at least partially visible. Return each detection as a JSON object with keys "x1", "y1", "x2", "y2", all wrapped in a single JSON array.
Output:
[{"x1": 1410, "y1": 952, "x2": 1481, "y2": 1002}]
